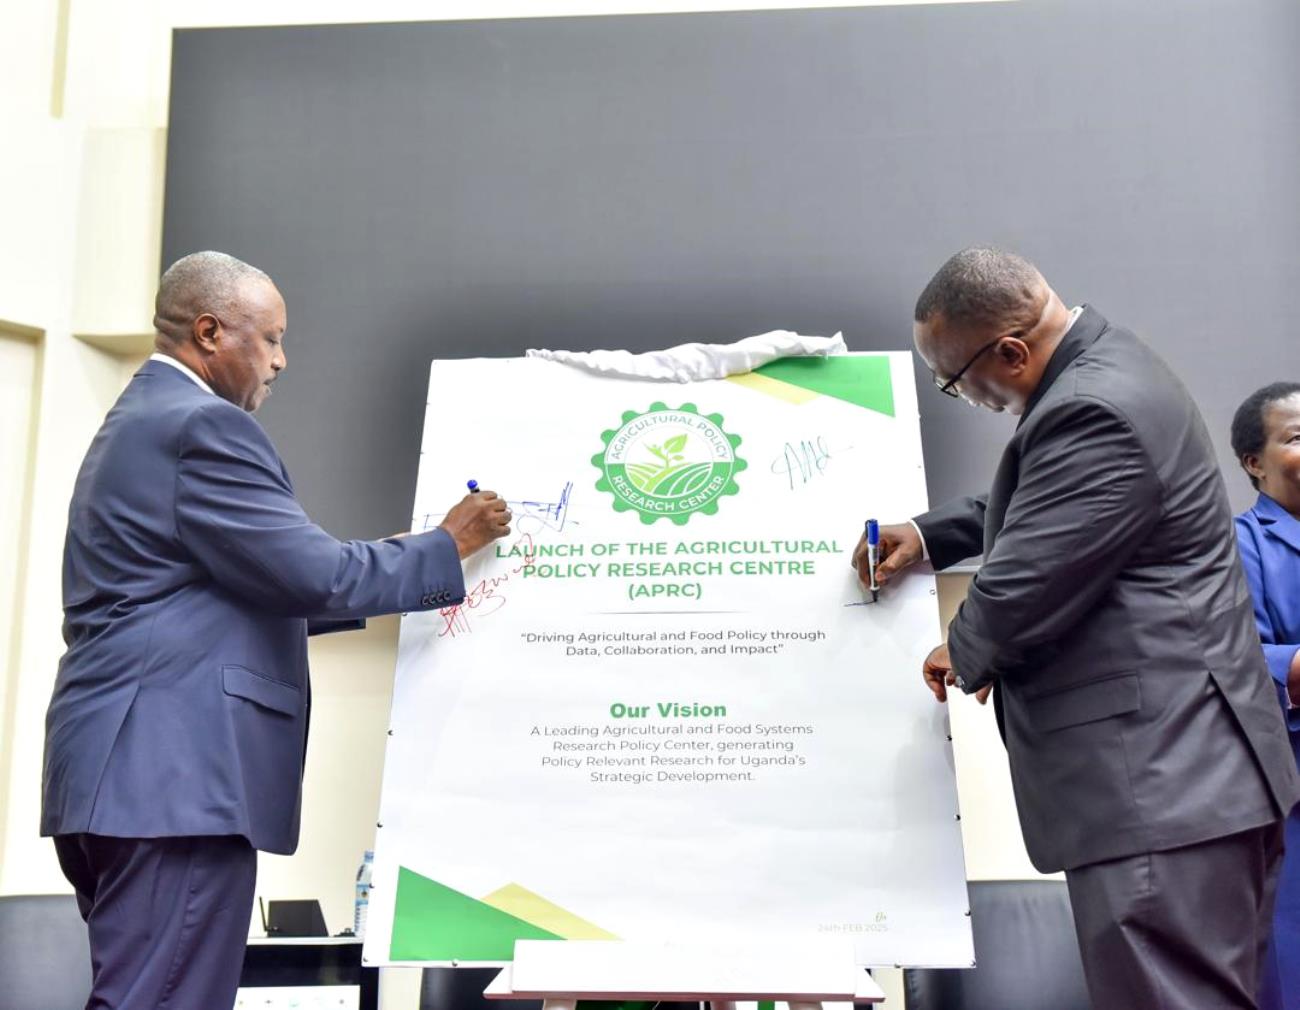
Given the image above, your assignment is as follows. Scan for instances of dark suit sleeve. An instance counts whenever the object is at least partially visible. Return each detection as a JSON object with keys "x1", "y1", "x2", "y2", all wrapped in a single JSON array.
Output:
[
  {"x1": 175, "y1": 400, "x2": 465, "y2": 619},
  {"x1": 914, "y1": 495, "x2": 988, "y2": 570},
  {"x1": 946, "y1": 398, "x2": 1161, "y2": 690}
]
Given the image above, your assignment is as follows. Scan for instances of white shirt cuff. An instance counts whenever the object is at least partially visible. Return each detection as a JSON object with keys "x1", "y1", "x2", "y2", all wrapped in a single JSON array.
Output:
[{"x1": 907, "y1": 519, "x2": 930, "y2": 562}]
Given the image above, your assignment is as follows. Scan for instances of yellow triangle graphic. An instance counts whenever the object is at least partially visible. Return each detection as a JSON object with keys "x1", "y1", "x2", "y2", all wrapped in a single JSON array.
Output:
[
  {"x1": 726, "y1": 371, "x2": 819, "y2": 404},
  {"x1": 480, "y1": 883, "x2": 619, "y2": 940}
]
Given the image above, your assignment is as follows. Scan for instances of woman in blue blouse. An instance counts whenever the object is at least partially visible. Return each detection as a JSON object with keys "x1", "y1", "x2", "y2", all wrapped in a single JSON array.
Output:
[{"x1": 1233, "y1": 381, "x2": 1300, "y2": 1010}]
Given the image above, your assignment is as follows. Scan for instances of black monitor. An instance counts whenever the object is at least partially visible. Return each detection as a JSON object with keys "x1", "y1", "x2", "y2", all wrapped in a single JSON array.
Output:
[{"x1": 238, "y1": 938, "x2": 378, "y2": 1010}]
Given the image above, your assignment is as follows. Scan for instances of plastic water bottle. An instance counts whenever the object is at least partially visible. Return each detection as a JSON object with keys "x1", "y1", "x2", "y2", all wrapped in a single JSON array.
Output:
[{"x1": 354, "y1": 850, "x2": 374, "y2": 938}]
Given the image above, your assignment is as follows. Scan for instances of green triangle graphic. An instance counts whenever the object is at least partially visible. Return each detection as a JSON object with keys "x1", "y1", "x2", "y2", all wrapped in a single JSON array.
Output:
[
  {"x1": 753, "y1": 355, "x2": 895, "y2": 416},
  {"x1": 391, "y1": 866, "x2": 563, "y2": 961}
]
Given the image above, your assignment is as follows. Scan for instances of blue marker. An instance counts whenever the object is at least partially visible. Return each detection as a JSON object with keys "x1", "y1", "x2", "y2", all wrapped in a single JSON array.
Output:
[
  {"x1": 467, "y1": 480, "x2": 480, "y2": 494},
  {"x1": 866, "y1": 519, "x2": 880, "y2": 603}
]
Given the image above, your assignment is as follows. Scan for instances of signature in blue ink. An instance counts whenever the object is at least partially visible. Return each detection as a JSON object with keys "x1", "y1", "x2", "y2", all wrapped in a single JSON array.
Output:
[
  {"x1": 511, "y1": 481, "x2": 575, "y2": 533},
  {"x1": 412, "y1": 481, "x2": 576, "y2": 535},
  {"x1": 771, "y1": 437, "x2": 836, "y2": 491}
]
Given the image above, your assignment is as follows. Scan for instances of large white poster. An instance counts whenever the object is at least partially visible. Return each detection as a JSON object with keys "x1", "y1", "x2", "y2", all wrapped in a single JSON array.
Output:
[{"x1": 364, "y1": 353, "x2": 972, "y2": 970}]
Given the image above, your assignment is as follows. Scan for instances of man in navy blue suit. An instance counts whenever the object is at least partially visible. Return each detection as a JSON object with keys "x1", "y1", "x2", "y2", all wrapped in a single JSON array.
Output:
[{"x1": 41, "y1": 251, "x2": 509, "y2": 1009}]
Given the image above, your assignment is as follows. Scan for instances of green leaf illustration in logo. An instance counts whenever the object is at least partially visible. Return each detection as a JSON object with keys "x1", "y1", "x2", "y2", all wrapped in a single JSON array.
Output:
[{"x1": 591, "y1": 403, "x2": 746, "y2": 525}]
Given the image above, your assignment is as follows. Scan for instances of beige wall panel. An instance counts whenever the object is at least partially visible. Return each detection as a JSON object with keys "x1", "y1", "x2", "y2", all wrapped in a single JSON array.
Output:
[
  {"x1": 0, "y1": 330, "x2": 42, "y2": 876},
  {"x1": 71, "y1": 128, "x2": 167, "y2": 336},
  {"x1": 0, "y1": 337, "x2": 137, "y2": 895},
  {"x1": 0, "y1": 123, "x2": 81, "y2": 329},
  {"x1": 0, "y1": 0, "x2": 60, "y2": 120}
]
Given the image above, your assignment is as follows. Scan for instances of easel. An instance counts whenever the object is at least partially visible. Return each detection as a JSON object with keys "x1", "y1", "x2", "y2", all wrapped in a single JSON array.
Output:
[{"x1": 483, "y1": 940, "x2": 886, "y2": 1010}]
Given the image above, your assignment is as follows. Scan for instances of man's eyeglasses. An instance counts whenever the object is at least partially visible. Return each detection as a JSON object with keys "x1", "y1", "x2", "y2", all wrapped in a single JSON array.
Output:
[{"x1": 932, "y1": 338, "x2": 1003, "y2": 398}]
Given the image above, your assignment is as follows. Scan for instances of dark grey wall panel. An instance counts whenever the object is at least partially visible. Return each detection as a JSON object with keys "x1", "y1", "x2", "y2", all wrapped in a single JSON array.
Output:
[{"x1": 162, "y1": 1, "x2": 1300, "y2": 538}]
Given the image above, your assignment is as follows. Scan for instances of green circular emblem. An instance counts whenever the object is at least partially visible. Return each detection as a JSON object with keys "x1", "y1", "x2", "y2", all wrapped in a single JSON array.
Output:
[{"x1": 592, "y1": 402, "x2": 747, "y2": 525}]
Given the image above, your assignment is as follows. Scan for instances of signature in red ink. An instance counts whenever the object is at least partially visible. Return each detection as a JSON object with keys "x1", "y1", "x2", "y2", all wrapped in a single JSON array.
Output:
[{"x1": 438, "y1": 532, "x2": 536, "y2": 638}]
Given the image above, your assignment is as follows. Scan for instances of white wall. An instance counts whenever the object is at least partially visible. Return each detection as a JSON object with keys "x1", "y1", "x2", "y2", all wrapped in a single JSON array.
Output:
[
  {"x1": 0, "y1": 327, "x2": 43, "y2": 853},
  {"x1": 0, "y1": 3, "x2": 1029, "y2": 1008}
]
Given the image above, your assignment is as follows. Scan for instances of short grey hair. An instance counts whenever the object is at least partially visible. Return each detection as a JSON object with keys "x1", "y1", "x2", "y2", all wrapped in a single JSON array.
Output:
[{"x1": 153, "y1": 251, "x2": 272, "y2": 342}]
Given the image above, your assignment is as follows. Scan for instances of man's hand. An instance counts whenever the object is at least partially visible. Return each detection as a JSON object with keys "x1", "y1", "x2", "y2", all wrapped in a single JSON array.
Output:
[
  {"x1": 922, "y1": 643, "x2": 954, "y2": 702},
  {"x1": 439, "y1": 490, "x2": 511, "y2": 558},
  {"x1": 922, "y1": 643, "x2": 992, "y2": 704},
  {"x1": 851, "y1": 521, "x2": 924, "y2": 589}
]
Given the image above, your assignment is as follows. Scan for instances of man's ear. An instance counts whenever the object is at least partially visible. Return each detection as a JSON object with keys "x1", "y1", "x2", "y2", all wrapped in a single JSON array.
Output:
[
  {"x1": 996, "y1": 336, "x2": 1031, "y2": 373},
  {"x1": 192, "y1": 313, "x2": 220, "y2": 352}
]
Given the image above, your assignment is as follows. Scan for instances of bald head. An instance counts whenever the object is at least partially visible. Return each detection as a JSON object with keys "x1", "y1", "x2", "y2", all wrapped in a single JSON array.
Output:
[{"x1": 152, "y1": 251, "x2": 287, "y2": 413}]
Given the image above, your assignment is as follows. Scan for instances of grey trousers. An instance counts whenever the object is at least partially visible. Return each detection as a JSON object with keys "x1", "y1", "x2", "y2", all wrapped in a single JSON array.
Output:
[{"x1": 1066, "y1": 822, "x2": 1285, "y2": 1010}]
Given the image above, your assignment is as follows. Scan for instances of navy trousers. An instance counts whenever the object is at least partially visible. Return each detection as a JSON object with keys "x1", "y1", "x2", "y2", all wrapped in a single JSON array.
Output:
[{"x1": 54, "y1": 834, "x2": 257, "y2": 1010}]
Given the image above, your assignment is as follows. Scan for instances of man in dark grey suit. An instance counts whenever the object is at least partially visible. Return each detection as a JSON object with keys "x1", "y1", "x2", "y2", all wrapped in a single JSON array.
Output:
[
  {"x1": 43, "y1": 251, "x2": 511, "y2": 1010},
  {"x1": 854, "y1": 248, "x2": 1300, "y2": 1007}
]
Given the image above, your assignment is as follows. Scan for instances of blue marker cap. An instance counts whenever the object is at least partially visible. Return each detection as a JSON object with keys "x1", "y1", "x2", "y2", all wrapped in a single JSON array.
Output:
[
  {"x1": 867, "y1": 519, "x2": 879, "y2": 546},
  {"x1": 467, "y1": 480, "x2": 480, "y2": 493}
]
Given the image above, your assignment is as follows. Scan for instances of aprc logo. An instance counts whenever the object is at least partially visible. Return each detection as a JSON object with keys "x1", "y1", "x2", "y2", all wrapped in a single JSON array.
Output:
[{"x1": 591, "y1": 403, "x2": 746, "y2": 525}]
